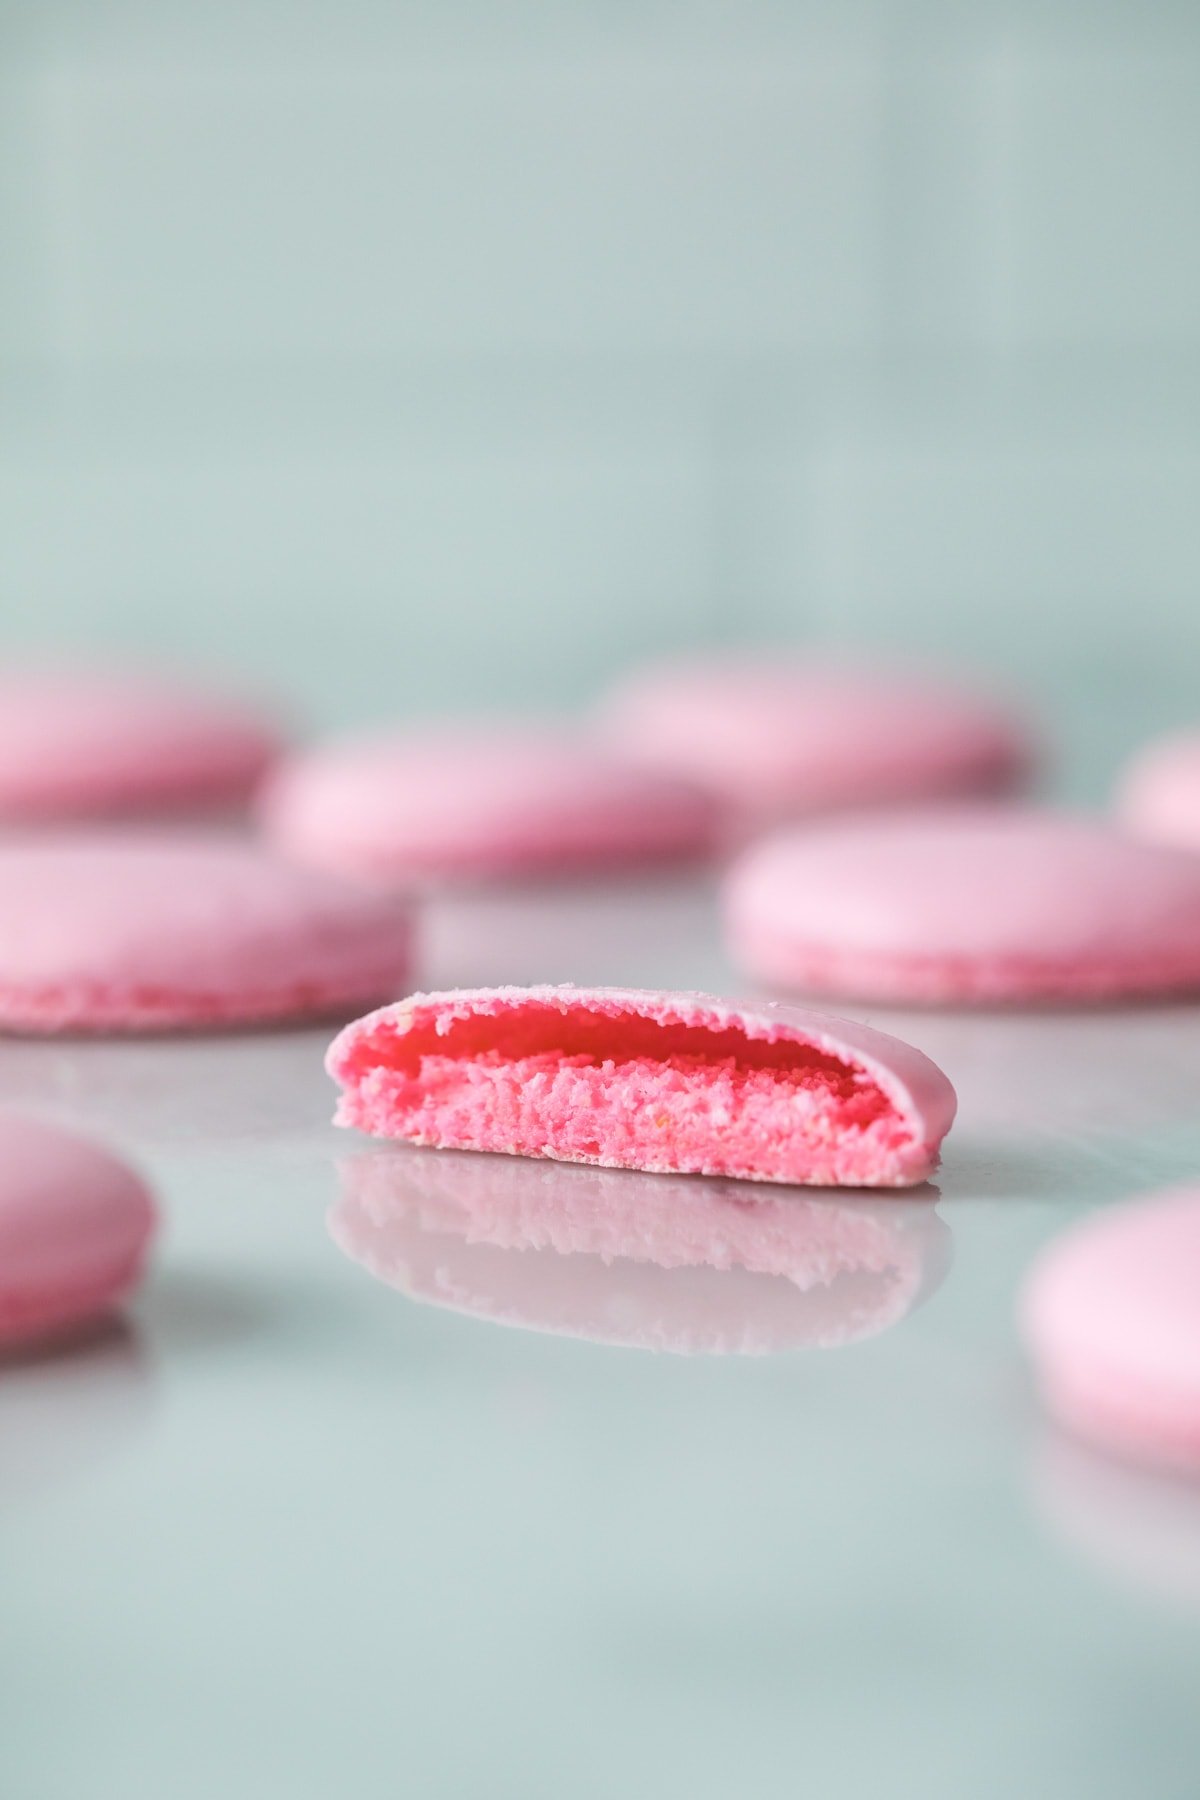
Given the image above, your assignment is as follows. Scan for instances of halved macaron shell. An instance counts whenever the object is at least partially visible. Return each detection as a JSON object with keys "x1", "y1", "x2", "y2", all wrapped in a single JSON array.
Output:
[
  {"x1": 1021, "y1": 1188, "x2": 1200, "y2": 1473},
  {"x1": 0, "y1": 1114, "x2": 156, "y2": 1348},
  {"x1": 725, "y1": 807, "x2": 1200, "y2": 1004},
  {"x1": 259, "y1": 725, "x2": 723, "y2": 884},
  {"x1": 0, "y1": 669, "x2": 283, "y2": 819},
  {"x1": 332, "y1": 1150, "x2": 951, "y2": 1353},
  {"x1": 0, "y1": 833, "x2": 414, "y2": 1032},
  {"x1": 327, "y1": 985, "x2": 956, "y2": 1187}
]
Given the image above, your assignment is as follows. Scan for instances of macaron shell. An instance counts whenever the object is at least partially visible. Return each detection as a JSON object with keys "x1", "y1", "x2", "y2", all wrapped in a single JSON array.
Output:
[
  {"x1": 0, "y1": 671, "x2": 282, "y2": 819},
  {"x1": 259, "y1": 726, "x2": 723, "y2": 883},
  {"x1": 327, "y1": 983, "x2": 956, "y2": 1187},
  {"x1": 598, "y1": 657, "x2": 1031, "y2": 822},
  {"x1": 0, "y1": 834, "x2": 414, "y2": 1032},
  {"x1": 1117, "y1": 732, "x2": 1200, "y2": 852},
  {"x1": 725, "y1": 807, "x2": 1200, "y2": 1003},
  {"x1": 1021, "y1": 1189, "x2": 1200, "y2": 1472},
  {"x1": 0, "y1": 1114, "x2": 156, "y2": 1347}
]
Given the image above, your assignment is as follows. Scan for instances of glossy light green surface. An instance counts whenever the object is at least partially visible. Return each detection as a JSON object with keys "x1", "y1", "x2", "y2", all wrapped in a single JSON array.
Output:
[{"x1": 3, "y1": 881, "x2": 1200, "y2": 1799}]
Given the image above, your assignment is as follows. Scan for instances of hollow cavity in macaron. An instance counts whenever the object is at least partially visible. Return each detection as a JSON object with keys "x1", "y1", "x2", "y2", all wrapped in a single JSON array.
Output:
[{"x1": 327, "y1": 985, "x2": 956, "y2": 1188}]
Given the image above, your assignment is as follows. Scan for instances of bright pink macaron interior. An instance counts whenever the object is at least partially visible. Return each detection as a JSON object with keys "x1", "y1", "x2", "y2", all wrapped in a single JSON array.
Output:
[{"x1": 335, "y1": 999, "x2": 924, "y2": 1185}]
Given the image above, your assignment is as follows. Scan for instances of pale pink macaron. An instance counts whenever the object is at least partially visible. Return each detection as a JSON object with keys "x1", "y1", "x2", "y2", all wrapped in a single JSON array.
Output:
[
  {"x1": 596, "y1": 655, "x2": 1031, "y2": 827},
  {"x1": 0, "y1": 668, "x2": 284, "y2": 820},
  {"x1": 258, "y1": 723, "x2": 723, "y2": 884},
  {"x1": 0, "y1": 833, "x2": 414, "y2": 1032},
  {"x1": 332, "y1": 1151, "x2": 950, "y2": 1354},
  {"x1": 725, "y1": 806, "x2": 1200, "y2": 1004},
  {"x1": 1021, "y1": 1188, "x2": 1200, "y2": 1473},
  {"x1": 327, "y1": 984, "x2": 956, "y2": 1187},
  {"x1": 0, "y1": 1114, "x2": 156, "y2": 1349},
  {"x1": 1117, "y1": 731, "x2": 1200, "y2": 852}
]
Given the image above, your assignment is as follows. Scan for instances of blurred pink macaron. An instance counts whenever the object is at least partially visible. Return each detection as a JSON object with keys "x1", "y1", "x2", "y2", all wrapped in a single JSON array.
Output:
[
  {"x1": 1021, "y1": 1187, "x2": 1200, "y2": 1473},
  {"x1": 328, "y1": 984, "x2": 956, "y2": 1187},
  {"x1": 0, "y1": 667, "x2": 283, "y2": 821},
  {"x1": 0, "y1": 1114, "x2": 156, "y2": 1350},
  {"x1": 596, "y1": 654, "x2": 1032, "y2": 828},
  {"x1": 0, "y1": 832, "x2": 414, "y2": 1032},
  {"x1": 1117, "y1": 731, "x2": 1200, "y2": 852},
  {"x1": 725, "y1": 806, "x2": 1200, "y2": 1004},
  {"x1": 259, "y1": 723, "x2": 723, "y2": 884}
]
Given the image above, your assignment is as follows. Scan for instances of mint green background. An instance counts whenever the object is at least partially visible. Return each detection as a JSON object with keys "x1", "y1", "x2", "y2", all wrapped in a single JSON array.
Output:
[{"x1": 2, "y1": 2, "x2": 1200, "y2": 783}]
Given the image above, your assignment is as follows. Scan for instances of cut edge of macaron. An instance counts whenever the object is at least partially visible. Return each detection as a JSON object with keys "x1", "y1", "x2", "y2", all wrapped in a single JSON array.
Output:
[{"x1": 327, "y1": 985, "x2": 957, "y2": 1188}]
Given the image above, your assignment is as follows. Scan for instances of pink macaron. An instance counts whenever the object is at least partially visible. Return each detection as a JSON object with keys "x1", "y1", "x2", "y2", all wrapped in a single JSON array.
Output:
[
  {"x1": 1117, "y1": 731, "x2": 1200, "y2": 852},
  {"x1": 1021, "y1": 1187, "x2": 1200, "y2": 1473},
  {"x1": 327, "y1": 984, "x2": 956, "y2": 1187},
  {"x1": 333, "y1": 1150, "x2": 950, "y2": 1354},
  {"x1": 0, "y1": 833, "x2": 414, "y2": 1032},
  {"x1": 258, "y1": 723, "x2": 723, "y2": 885},
  {"x1": 0, "y1": 1114, "x2": 156, "y2": 1349},
  {"x1": 725, "y1": 806, "x2": 1200, "y2": 1004},
  {"x1": 597, "y1": 655, "x2": 1031, "y2": 827},
  {"x1": 0, "y1": 668, "x2": 283, "y2": 820}
]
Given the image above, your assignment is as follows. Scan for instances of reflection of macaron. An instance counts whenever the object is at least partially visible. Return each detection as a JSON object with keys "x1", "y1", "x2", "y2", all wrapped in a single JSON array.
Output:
[
  {"x1": 1117, "y1": 732, "x2": 1200, "y2": 852},
  {"x1": 597, "y1": 656, "x2": 1030, "y2": 826},
  {"x1": 0, "y1": 669, "x2": 282, "y2": 819},
  {"x1": 259, "y1": 725, "x2": 722, "y2": 885},
  {"x1": 1021, "y1": 1188, "x2": 1200, "y2": 1474},
  {"x1": 0, "y1": 1114, "x2": 156, "y2": 1349},
  {"x1": 328, "y1": 984, "x2": 956, "y2": 1187},
  {"x1": 1032, "y1": 1432, "x2": 1200, "y2": 1615},
  {"x1": 725, "y1": 807, "x2": 1200, "y2": 1004},
  {"x1": 0, "y1": 834, "x2": 414, "y2": 1032},
  {"x1": 332, "y1": 1149, "x2": 951, "y2": 1355}
]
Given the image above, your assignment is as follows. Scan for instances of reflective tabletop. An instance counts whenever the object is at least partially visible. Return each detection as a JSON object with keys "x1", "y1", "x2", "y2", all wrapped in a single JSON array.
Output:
[{"x1": 4, "y1": 877, "x2": 1200, "y2": 1800}]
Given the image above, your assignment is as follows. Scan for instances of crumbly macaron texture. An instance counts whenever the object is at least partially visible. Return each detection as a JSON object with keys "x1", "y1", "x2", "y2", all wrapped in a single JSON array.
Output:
[
  {"x1": 328, "y1": 986, "x2": 956, "y2": 1187},
  {"x1": 597, "y1": 656, "x2": 1030, "y2": 819},
  {"x1": 259, "y1": 725, "x2": 723, "y2": 882},
  {"x1": 725, "y1": 807, "x2": 1200, "y2": 1003},
  {"x1": 0, "y1": 1114, "x2": 157, "y2": 1346},
  {"x1": 0, "y1": 834, "x2": 413, "y2": 1032},
  {"x1": 0, "y1": 670, "x2": 282, "y2": 818},
  {"x1": 1021, "y1": 1188, "x2": 1200, "y2": 1472},
  {"x1": 333, "y1": 1151, "x2": 949, "y2": 1353}
]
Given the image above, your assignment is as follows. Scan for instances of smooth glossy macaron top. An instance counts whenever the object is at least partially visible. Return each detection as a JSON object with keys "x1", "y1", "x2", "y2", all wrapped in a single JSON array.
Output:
[
  {"x1": 725, "y1": 806, "x2": 1200, "y2": 1003},
  {"x1": 0, "y1": 833, "x2": 414, "y2": 1032},
  {"x1": 333, "y1": 1150, "x2": 951, "y2": 1354},
  {"x1": 1117, "y1": 731, "x2": 1200, "y2": 852},
  {"x1": 259, "y1": 723, "x2": 724, "y2": 883},
  {"x1": 596, "y1": 655, "x2": 1031, "y2": 823},
  {"x1": 327, "y1": 984, "x2": 957, "y2": 1187},
  {"x1": 1021, "y1": 1188, "x2": 1200, "y2": 1472},
  {"x1": 0, "y1": 668, "x2": 283, "y2": 819},
  {"x1": 0, "y1": 1113, "x2": 156, "y2": 1348}
]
